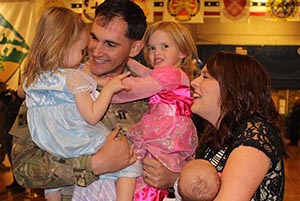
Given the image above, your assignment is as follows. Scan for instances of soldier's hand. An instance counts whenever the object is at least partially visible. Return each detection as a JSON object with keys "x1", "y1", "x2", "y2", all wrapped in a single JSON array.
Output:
[{"x1": 90, "y1": 128, "x2": 136, "y2": 175}]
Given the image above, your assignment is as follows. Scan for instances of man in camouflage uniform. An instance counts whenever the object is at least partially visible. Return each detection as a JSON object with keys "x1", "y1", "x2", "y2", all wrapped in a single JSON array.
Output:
[{"x1": 10, "y1": 0, "x2": 147, "y2": 199}]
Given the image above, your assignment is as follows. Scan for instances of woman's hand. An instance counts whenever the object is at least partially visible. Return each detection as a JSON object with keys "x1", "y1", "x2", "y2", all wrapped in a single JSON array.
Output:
[{"x1": 142, "y1": 157, "x2": 178, "y2": 189}]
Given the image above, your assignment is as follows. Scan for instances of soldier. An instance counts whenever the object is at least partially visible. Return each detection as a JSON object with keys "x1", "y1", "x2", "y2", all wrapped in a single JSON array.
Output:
[{"x1": 11, "y1": 0, "x2": 147, "y2": 199}]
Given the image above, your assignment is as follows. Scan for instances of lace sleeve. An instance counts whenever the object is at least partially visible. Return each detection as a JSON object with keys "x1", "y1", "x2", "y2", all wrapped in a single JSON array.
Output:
[
  {"x1": 232, "y1": 118, "x2": 283, "y2": 169},
  {"x1": 66, "y1": 70, "x2": 95, "y2": 94}
]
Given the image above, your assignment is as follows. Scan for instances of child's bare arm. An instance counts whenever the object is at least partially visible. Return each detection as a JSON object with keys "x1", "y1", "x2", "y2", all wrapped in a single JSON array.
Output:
[
  {"x1": 17, "y1": 85, "x2": 25, "y2": 99},
  {"x1": 74, "y1": 72, "x2": 131, "y2": 125},
  {"x1": 116, "y1": 177, "x2": 136, "y2": 201}
]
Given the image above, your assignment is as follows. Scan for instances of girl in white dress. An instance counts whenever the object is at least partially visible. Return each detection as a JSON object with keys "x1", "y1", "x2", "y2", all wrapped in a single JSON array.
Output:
[{"x1": 21, "y1": 6, "x2": 139, "y2": 201}]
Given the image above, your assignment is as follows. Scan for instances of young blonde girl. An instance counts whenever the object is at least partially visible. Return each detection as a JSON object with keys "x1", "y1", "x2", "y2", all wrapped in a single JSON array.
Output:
[
  {"x1": 21, "y1": 6, "x2": 139, "y2": 201},
  {"x1": 106, "y1": 21, "x2": 200, "y2": 200}
]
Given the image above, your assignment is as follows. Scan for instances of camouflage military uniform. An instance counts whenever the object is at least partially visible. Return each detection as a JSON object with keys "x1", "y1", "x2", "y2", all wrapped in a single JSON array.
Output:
[{"x1": 11, "y1": 100, "x2": 148, "y2": 189}]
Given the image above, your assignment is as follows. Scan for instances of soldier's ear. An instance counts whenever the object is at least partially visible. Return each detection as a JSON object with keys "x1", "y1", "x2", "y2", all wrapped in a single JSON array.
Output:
[{"x1": 130, "y1": 40, "x2": 143, "y2": 57}]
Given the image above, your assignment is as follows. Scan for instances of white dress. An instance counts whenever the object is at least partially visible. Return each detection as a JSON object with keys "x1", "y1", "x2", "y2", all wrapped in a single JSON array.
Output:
[{"x1": 25, "y1": 67, "x2": 141, "y2": 179}]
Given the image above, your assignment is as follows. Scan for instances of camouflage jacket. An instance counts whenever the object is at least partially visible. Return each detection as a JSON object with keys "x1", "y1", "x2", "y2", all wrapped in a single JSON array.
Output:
[{"x1": 11, "y1": 100, "x2": 148, "y2": 189}]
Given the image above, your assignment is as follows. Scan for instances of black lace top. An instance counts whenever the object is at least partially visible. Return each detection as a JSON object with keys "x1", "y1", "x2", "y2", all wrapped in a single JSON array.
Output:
[{"x1": 197, "y1": 117, "x2": 285, "y2": 201}]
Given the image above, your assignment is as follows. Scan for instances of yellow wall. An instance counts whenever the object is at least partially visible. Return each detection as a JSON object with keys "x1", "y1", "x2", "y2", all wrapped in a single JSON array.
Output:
[
  {"x1": 193, "y1": 17, "x2": 300, "y2": 45},
  {"x1": 154, "y1": 11, "x2": 300, "y2": 45}
]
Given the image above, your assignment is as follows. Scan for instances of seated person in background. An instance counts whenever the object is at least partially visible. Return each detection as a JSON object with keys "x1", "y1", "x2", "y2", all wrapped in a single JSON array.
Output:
[{"x1": 176, "y1": 159, "x2": 220, "y2": 201}]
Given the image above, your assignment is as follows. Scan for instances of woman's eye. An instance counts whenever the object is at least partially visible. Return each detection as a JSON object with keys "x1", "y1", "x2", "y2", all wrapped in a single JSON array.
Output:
[{"x1": 201, "y1": 73, "x2": 208, "y2": 79}]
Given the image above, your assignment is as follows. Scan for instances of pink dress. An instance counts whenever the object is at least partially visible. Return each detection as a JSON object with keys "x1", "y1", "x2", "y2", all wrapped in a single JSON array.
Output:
[{"x1": 112, "y1": 64, "x2": 198, "y2": 201}]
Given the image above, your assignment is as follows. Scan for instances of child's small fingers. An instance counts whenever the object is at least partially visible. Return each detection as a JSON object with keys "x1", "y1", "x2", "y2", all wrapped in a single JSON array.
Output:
[{"x1": 118, "y1": 71, "x2": 130, "y2": 79}]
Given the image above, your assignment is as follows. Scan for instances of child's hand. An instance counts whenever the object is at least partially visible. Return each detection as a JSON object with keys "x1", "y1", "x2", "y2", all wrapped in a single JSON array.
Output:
[
  {"x1": 17, "y1": 84, "x2": 25, "y2": 99},
  {"x1": 105, "y1": 72, "x2": 131, "y2": 93},
  {"x1": 82, "y1": 63, "x2": 110, "y2": 87},
  {"x1": 94, "y1": 76, "x2": 111, "y2": 87}
]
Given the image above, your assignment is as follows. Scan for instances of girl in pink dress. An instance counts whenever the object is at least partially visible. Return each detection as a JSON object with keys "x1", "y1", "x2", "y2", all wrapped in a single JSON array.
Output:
[{"x1": 110, "y1": 21, "x2": 200, "y2": 200}]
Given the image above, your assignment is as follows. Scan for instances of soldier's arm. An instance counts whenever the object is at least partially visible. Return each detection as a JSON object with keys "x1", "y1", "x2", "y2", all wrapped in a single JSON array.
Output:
[
  {"x1": 12, "y1": 131, "x2": 98, "y2": 188},
  {"x1": 12, "y1": 127, "x2": 135, "y2": 189},
  {"x1": 11, "y1": 100, "x2": 145, "y2": 189}
]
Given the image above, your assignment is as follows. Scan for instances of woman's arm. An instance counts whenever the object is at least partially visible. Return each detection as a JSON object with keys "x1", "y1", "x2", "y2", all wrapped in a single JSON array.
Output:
[{"x1": 214, "y1": 146, "x2": 270, "y2": 201}]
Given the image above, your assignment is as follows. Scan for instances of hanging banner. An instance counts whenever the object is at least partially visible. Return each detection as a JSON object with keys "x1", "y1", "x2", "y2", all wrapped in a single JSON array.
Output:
[
  {"x1": 67, "y1": 0, "x2": 153, "y2": 23},
  {"x1": 266, "y1": 0, "x2": 300, "y2": 21},
  {"x1": 34, "y1": 0, "x2": 102, "y2": 24},
  {"x1": 80, "y1": 0, "x2": 104, "y2": 23},
  {"x1": 250, "y1": 0, "x2": 266, "y2": 16},
  {"x1": 220, "y1": 0, "x2": 250, "y2": 22},
  {"x1": 204, "y1": 0, "x2": 220, "y2": 17},
  {"x1": 0, "y1": 0, "x2": 34, "y2": 90},
  {"x1": 154, "y1": 0, "x2": 165, "y2": 14},
  {"x1": 163, "y1": 0, "x2": 204, "y2": 23}
]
